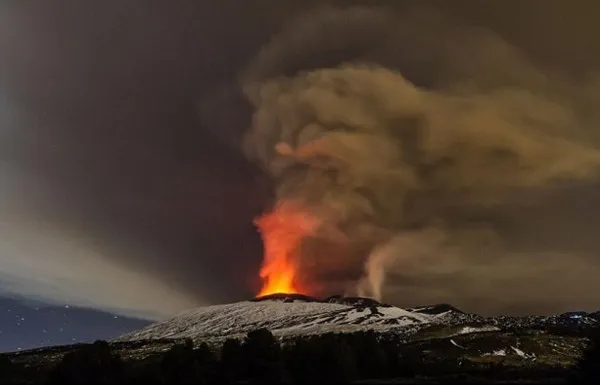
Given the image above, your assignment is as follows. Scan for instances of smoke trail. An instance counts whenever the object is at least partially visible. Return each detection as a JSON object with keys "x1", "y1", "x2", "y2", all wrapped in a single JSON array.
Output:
[
  {"x1": 241, "y1": 6, "x2": 600, "y2": 313},
  {"x1": 0, "y1": 164, "x2": 199, "y2": 320},
  {"x1": 0, "y1": 6, "x2": 203, "y2": 319}
]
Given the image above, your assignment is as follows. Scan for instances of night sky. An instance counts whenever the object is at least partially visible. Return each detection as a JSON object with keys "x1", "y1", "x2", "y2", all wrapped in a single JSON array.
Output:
[
  {"x1": 2, "y1": 0, "x2": 600, "y2": 352},
  {"x1": 0, "y1": 294, "x2": 149, "y2": 353}
]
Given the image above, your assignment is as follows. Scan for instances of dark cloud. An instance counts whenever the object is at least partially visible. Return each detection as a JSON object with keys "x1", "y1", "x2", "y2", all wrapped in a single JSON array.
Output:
[{"x1": 1, "y1": 0, "x2": 600, "y2": 316}]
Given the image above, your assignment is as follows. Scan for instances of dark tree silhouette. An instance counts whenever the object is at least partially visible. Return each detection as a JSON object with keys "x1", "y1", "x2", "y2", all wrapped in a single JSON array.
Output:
[
  {"x1": 0, "y1": 355, "x2": 17, "y2": 384},
  {"x1": 194, "y1": 342, "x2": 219, "y2": 383},
  {"x1": 380, "y1": 335, "x2": 411, "y2": 377},
  {"x1": 571, "y1": 329, "x2": 600, "y2": 384},
  {"x1": 242, "y1": 328, "x2": 289, "y2": 385},
  {"x1": 160, "y1": 340, "x2": 218, "y2": 384},
  {"x1": 284, "y1": 333, "x2": 356, "y2": 385},
  {"x1": 0, "y1": 355, "x2": 13, "y2": 371},
  {"x1": 47, "y1": 340, "x2": 124, "y2": 385},
  {"x1": 220, "y1": 338, "x2": 245, "y2": 383},
  {"x1": 347, "y1": 330, "x2": 388, "y2": 378}
]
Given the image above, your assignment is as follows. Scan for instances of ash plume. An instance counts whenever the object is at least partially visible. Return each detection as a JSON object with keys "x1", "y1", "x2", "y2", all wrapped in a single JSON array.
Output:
[
  {"x1": 241, "y1": 5, "x2": 600, "y2": 314},
  {"x1": 0, "y1": 166, "x2": 199, "y2": 320}
]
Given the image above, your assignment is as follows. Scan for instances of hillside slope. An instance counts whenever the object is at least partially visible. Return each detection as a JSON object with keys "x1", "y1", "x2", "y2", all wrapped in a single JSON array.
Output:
[{"x1": 117, "y1": 294, "x2": 431, "y2": 343}]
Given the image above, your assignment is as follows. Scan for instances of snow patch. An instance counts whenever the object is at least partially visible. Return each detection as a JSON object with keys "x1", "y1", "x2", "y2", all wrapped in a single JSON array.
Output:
[
  {"x1": 510, "y1": 345, "x2": 536, "y2": 359},
  {"x1": 483, "y1": 349, "x2": 507, "y2": 357},
  {"x1": 457, "y1": 325, "x2": 500, "y2": 335}
]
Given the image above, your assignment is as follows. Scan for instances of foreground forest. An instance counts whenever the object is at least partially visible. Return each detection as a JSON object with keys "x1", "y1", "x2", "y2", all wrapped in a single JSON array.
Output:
[{"x1": 1, "y1": 328, "x2": 598, "y2": 384}]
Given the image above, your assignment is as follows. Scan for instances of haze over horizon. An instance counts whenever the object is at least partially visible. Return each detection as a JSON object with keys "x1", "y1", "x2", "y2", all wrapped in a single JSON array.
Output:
[{"x1": 2, "y1": 0, "x2": 600, "y2": 319}]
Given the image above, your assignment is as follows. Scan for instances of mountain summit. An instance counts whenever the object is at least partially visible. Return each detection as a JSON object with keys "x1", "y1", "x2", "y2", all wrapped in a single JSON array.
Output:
[{"x1": 116, "y1": 294, "x2": 440, "y2": 344}]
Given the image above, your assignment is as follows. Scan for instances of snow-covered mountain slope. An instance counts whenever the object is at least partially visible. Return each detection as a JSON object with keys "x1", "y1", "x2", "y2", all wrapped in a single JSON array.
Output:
[
  {"x1": 116, "y1": 294, "x2": 431, "y2": 342},
  {"x1": 116, "y1": 294, "x2": 599, "y2": 346}
]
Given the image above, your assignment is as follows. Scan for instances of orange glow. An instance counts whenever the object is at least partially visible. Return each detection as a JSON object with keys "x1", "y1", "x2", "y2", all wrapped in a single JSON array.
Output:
[{"x1": 256, "y1": 202, "x2": 320, "y2": 297}]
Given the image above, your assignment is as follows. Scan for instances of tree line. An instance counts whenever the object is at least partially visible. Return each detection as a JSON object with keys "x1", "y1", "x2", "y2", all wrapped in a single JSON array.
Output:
[{"x1": 0, "y1": 328, "x2": 598, "y2": 384}]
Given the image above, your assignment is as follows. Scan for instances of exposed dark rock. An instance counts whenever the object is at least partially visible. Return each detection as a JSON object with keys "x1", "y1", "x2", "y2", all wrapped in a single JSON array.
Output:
[
  {"x1": 408, "y1": 304, "x2": 466, "y2": 315},
  {"x1": 326, "y1": 296, "x2": 387, "y2": 307},
  {"x1": 251, "y1": 293, "x2": 319, "y2": 303}
]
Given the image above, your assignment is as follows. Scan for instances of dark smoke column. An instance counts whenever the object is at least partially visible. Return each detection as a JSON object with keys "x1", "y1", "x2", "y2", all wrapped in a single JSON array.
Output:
[{"x1": 240, "y1": 6, "x2": 600, "y2": 305}]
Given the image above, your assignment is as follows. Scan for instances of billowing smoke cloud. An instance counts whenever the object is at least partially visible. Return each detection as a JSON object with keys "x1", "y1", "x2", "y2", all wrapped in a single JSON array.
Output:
[{"x1": 241, "y1": 6, "x2": 600, "y2": 314}]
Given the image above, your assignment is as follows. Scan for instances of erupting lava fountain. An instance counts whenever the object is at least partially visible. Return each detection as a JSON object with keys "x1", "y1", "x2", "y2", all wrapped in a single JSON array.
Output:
[{"x1": 255, "y1": 202, "x2": 320, "y2": 297}]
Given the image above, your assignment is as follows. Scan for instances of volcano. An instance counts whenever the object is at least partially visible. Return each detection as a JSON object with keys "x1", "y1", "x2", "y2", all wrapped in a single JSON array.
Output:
[
  {"x1": 116, "y1": 294, "x2": 433, "y2": 344},
  {"x1": 115, "y1": 293, "x2": 599, "y2": 349}
]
